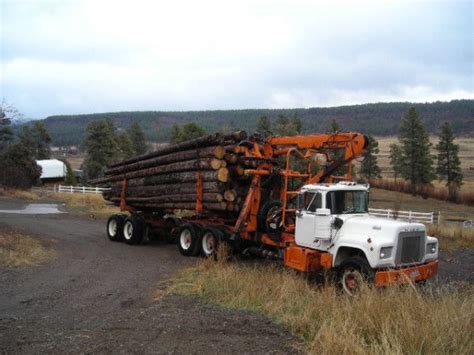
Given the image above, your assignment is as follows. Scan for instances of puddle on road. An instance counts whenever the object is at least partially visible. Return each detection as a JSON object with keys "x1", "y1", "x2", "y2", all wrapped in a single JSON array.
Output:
[{"x1": 0, "y1": 203, "x2": 66, "y2": 214}]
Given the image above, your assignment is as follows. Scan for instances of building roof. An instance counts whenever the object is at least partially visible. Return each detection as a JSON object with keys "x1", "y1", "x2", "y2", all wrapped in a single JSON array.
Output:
[{"x1": 36, "y1": 159, "x2": 67, "y2": 179}]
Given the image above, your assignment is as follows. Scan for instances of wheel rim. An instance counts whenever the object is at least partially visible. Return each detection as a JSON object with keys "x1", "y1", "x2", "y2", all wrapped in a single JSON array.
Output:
[
  {"x1": 180, "y1": 229, "x2": 192, "y2": 250},
  {"x1": 202, "y1": 231, "x2": 216, "y2": 256},
  {"x1": 342, "y1": 268, "x2": 364, "y2": 296},
  {"x1": 124, "y1": 221, "x2": 133, "y2": 240},
  {"x1": 108, "y1": 219, "x2": 117, "y2": 237},
  {"x1": 266, "y1": 206, "x2": 282, "y2": 232}
]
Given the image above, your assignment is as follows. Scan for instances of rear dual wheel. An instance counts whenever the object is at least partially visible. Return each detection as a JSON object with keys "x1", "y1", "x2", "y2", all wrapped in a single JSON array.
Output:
[
  {"x1": 123, "y1": 216, "x2": 145, "y2": 245},
  {"x1": 178, "y1": 224, "x2": 202, "y2": 256},
  {"x1": 178, "y1": 224, "x2": 225, "y2": 258},
  {"x1": 200, "y1": 228, "x2": 223, "y2": 258},
  {"x1": 107, "y1": 214, "x2": 126, "y2": 241}
]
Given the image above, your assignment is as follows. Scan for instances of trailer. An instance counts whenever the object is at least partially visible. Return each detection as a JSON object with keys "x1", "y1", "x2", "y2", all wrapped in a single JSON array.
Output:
[{"x1": 100, "y1": 132, "x2": 438, "y2": 295}]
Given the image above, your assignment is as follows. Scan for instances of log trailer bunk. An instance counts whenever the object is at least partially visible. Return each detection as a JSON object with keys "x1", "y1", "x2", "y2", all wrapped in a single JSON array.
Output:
[{"x1": 106, "y1": 132, "x2": 438, "y2": 294}]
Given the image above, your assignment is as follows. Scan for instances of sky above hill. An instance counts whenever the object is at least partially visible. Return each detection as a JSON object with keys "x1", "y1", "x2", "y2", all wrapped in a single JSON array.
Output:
[{"x1": 0, "y1": 0, "x2": 472, "y2": 118}]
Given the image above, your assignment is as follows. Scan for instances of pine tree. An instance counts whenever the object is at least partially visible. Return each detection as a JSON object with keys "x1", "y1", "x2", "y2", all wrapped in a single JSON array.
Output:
[
  {"x1": 82, "y1": 119, "x2": 120, "y2": 181},
  {"x1": 117, "y1": 131, "x2": 135, "y2": 160},
  {"x1": 435, "y1": 122, "x2": 463, "y2": 200},
  {"x1": 389, "y1": 144, "x2": 403, "y2": 181},
  {"x1": 60, "y1": 158, "x2": 77, "y2": 186},
  {"x1": 127, "y1": 121, "x2": 148, "y2": 155},
  {"x1": 0, "y1": 142, "x2": 41, "y2": 188},
  {"x1": 256, "y1": 116, "x2": 271, "y2": 133},
  {"x1": 274, "y1": 114, "x2": 289, "y2": 135},
  {"x1": 328, "y1": 118, "x2": 340, "y2": 134},
  {"x1": 18, "y1": 126, "x2": 35, "y2": 155},
  {"x1": 32, "y1": 121, "x2": 52, "y2": 159},
  {"x1": 0, "y1": 126, "x2": 14, "y2": 152},
  {"x1": 170, "y1": 124, "x2": 182, "y2": 143},
  {"x1": 359, "y1": 135, "x2": 381, "y2": 181},
  {"x1": 398, "y1": 107, "x2": 434, "y2": 194},
  {"x1": 292, "y1": 114, "x2": 303, "y2": 134}
]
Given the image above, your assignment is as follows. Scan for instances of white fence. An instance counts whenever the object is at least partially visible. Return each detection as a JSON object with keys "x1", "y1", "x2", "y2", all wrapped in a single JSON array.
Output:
[
  {"x1": 368, "y1": 208, "x2": 440, "y2": 224},
  {"x1": 57, "y1": 185, "x2": 110, "y2": 194}
]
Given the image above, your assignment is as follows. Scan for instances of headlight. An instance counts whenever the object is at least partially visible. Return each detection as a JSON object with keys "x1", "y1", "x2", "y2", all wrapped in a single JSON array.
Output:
[
  {"x1": 427, "y1": 242, "x2": 437, "y2": 254},
  {"x1": 380, "y1": 246, "x2": 393, "y2": 259}
]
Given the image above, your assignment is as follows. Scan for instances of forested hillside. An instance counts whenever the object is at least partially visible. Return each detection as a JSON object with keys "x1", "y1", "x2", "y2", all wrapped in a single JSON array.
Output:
[{"x1": 37, "y1": 100, "x2": 473, "y2": 146}]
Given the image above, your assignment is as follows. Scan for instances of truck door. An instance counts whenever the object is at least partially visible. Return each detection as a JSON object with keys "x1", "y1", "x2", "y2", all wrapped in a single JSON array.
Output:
[{"x1": 295, "y1": 192, "x2": 323, "y2": 248}]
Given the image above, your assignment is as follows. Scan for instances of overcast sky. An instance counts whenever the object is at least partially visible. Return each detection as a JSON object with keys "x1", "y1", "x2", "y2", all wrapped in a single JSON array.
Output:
[{"x1": 0, "y1": 0, "x2": 472, "y2": 118}]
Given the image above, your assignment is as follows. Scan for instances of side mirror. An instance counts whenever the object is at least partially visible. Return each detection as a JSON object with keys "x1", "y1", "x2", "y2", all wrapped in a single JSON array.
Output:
[{"x1": 316, "y1": 208, "x2": 331, "y2": 216}]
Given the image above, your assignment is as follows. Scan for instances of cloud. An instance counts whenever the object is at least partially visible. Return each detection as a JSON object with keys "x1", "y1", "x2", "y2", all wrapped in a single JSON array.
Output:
[{"x1": 0, "y1": 0, "x2": 472, "y2": 117}]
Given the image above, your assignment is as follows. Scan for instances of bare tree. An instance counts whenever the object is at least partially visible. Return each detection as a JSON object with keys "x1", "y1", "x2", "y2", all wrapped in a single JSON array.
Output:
[{"x1": 1, "y1": 100, "x2": 23, "y2": 125}]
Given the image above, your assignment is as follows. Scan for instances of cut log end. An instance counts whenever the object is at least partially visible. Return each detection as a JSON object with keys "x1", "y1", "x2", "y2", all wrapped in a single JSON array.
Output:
[
  {"x1": 210, "y1": 158, "x2": 225, "y2": 170},
  {"x1": 216, "y1": 168, "x2": 229, "y2": 182},
  {"x1": 213, "y1": 146, "x2": 226, "y2": 159}
]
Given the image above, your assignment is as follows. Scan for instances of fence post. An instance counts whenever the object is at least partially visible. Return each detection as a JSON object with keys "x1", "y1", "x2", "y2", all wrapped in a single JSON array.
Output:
[
  {"x1": 409, "y1": 210, "x2": 412, "y2": 223},
  {"x1": 70, "y1": 185, "x2": 73, "y2": 193},
  {"x1": 82, "y1": 186, "x2": 85, "y2": 194},
  {"x1": 58, "y1": 185, "x2": 61, "y2": 193},
  {"x1": 95, "y1": 187, "x2": 99, "y2": 194},
  {"x1": 387, "y1": 209, "x2": 391, "y2": 219}
]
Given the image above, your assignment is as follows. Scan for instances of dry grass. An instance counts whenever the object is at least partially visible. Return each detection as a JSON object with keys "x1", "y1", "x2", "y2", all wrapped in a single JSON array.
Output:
[
  {"x1": 370, "y1": 179, "x2": 474, "y2": 206},
  {"x1": 168, "y1": 259, "x2": 473, "y2": 355},
  {"x1": 0, "y1": 188, "x2": 41, "y2": 201},
  {"x1": 0, "y1": 230, "x2": 55, "y2": 268},
  {"x1": 427, "y1": 224, "x2": 474, "y2": 251},
  {"x1": 375, "y1": 136, "x2": 474, "y2": 186},
  {"x1": 370, "y1": 188, "x2": 474, "y2": 222},
  {"x1": 49, "y1": 192, "x2": 120, "y2": 217}
]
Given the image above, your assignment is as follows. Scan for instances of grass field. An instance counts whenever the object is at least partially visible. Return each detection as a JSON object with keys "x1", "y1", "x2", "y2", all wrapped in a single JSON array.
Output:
[
  {"x1": 168, "y1": 258, "x2": 473, "y2": 355},
  {"x1": 374, "y1": 136, "x2": 474, "y2": 191},
  {"x1": 0, "y1": 230, "x2": 56, "y2": 268},
  {"x1": 369, "y1": 188, "x2": 474, "y2": 221}
]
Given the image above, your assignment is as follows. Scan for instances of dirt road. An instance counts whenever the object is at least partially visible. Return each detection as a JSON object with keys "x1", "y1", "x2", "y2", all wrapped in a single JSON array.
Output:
[{"x1": 0, "y1": 198, "x2": 297, "y2": 354}]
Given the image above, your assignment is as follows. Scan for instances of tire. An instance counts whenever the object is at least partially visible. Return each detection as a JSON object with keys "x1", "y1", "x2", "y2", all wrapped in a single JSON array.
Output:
[
  {"x1": 258, "y1": 200, "x2": 283, "y2": 234},
  {"x1": 177, "y1": 224, "x2": 201, "y2": 256},
  {"x1": 106, "y1": 214, "x2": 125, "y2": 242},
  {"x1": 164, "y1": 217, "x2": 182, "y2": 244},
  {"x1": 338, "y1": 256, "x2": 374, "y2": 296},
  {"x1": 200, "y1": 228, "x2": 224, "y2": 258},
  {"x1": 122, "y1": 215, "x2": 145, "y2": 245}
]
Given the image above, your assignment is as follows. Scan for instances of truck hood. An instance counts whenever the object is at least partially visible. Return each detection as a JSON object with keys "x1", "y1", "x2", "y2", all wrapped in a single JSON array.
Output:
[{"x1": 335, "y1": 214, "x2": 426, "y2": 243}]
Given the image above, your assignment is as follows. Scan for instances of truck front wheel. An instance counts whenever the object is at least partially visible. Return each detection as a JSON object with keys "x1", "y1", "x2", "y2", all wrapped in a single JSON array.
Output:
[{"x1": 339, "y1": 256, "x2": 374, "y2": 296}]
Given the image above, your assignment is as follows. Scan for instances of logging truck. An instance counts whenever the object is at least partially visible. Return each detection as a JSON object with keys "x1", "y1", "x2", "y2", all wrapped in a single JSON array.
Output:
[{"x1": 100, "y1": 132, "x2": 438, "y2": 294}]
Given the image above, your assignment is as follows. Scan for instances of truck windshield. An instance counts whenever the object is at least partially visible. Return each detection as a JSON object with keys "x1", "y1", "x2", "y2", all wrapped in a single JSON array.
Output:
[{"x1": 326, "y1": 190, "x2": 368, "y2": 214}]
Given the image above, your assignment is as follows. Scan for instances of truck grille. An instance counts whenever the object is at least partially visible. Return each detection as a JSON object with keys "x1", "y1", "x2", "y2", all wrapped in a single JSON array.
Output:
[{"x1": 397, "y1": 232, "x2": 425, "y2": 265}]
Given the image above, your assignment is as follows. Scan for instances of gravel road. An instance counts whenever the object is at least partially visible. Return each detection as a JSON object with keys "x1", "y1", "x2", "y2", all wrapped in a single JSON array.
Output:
[
  {"x1": 1, "y1": 198, "x2": 472, "y2": 354},
  {"x1": 0, "y1": 198, "x2": 297, "y2": 354}
]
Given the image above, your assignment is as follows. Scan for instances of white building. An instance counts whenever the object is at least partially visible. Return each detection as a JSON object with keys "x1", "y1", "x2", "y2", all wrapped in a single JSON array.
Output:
[{"x1": 36, "y1": 159, "x2": 67, "y2": 182}]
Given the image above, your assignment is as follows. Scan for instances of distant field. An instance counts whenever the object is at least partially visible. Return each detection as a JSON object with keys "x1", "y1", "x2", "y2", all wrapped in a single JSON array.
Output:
[
  {"x1": 370, "y1": 188, "x2": 474, "y2": 220},
  {"x1": 374, "y1": 136, "x2": 474, "y2": 190}
]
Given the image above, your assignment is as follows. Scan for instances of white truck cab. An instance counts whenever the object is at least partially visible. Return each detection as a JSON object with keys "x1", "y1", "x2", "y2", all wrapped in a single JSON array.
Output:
[{"x1": 295, "y1": 182, "x2": 439, "y2": 274}]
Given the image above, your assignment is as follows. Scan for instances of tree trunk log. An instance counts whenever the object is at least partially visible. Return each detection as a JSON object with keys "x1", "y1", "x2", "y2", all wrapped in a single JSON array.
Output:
[
  {"x1": 92, "y1": 159, "x2": 227, "y2": 184},
  {"x1": 110, "y1": 192, "x2": 224, "y2": 204},
  {"x1": 104, "y1": 181, "x2": 227, "y2": 198},
  {"x1": 108, "y1": 131, "x2": 247, "y2": 168},
  {"x1": 122, "y1": 169, "x2": 230, "y2": 186},
  {"x1": 112, "y1": 201, "x2": 228, "y2": 211},
  {"x1": 105, "y1": 145, "x2": 228, "y2": 175}
]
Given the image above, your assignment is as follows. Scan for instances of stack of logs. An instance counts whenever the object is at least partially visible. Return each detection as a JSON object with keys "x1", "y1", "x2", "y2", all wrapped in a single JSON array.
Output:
[{"x1": 92, "y1": 131, "x2": 264, "y2": 213}]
